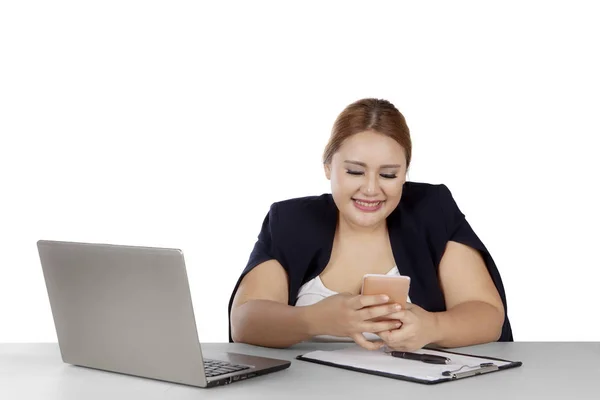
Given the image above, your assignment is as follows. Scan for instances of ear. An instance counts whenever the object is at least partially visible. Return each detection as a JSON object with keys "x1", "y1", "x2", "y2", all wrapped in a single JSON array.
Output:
[{"x1": 324, "y1": 163, "x2": 332, "y2": 180}]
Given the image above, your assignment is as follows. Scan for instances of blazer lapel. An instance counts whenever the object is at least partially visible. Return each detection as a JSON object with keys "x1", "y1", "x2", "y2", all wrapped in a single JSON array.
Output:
[{"x1": 388, "y1": 202, "x2": 444, "y2": 311}]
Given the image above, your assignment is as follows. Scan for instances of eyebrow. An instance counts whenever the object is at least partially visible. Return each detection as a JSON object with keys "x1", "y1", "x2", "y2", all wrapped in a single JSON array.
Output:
[{"x1": 344, "y1": 160, "x2": 402, "y2": 169}]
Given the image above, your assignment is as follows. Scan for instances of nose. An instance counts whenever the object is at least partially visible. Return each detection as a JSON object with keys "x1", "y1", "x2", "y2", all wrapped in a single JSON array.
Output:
[{"x1": 362, "y1": 174, "x2": 379, "y2": 196}]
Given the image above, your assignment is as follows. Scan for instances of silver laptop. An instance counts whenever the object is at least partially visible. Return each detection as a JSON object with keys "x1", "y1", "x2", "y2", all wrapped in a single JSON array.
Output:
[{"x1": 37, "y1": 240, "x2": 291, "y2": 388}]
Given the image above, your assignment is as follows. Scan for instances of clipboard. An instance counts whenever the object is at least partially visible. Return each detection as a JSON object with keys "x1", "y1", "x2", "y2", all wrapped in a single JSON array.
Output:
[{"x1": 296, "y1": 346, "x2": 522, "y2": 384}]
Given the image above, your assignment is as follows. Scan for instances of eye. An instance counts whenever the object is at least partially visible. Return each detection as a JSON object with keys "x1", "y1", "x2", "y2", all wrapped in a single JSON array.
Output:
[
  {"x1": 346, "y1": 170, "x2": 364, "y2": 176},
  {"x1": 380, "y1": 173, "x2": 397, "y2": 179}
]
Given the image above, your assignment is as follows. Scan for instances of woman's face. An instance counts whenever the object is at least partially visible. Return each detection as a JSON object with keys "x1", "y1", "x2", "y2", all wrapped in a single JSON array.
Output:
[{"x1": 325, "y1": 130, "x2": 407, "y2": 229}]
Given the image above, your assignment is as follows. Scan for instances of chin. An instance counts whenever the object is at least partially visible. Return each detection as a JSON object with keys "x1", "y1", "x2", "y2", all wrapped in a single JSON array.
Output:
[
  {"x1": 349, "y1": 210, "x2": 387, "y2": 228},
  {"x1": 353, "y1": 220, "x2": 383, "y2": 228}
]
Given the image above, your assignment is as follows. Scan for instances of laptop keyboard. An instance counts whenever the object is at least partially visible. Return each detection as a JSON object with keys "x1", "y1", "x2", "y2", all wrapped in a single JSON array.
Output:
[{"x1": 203, "y1": 358, "x2": 251, "y2": 377}]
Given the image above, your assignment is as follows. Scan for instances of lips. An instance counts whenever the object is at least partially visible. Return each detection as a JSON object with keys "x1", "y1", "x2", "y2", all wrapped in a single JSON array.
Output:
[
  {"x1": 352, "y1": 198, "x2": 385, "y2": 212},
  {"x1": 353, "y1": 199, "x2": 383, "y2": 207}
]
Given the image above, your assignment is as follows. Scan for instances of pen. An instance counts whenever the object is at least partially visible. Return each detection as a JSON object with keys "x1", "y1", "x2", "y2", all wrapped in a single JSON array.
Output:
[{"x1": 390, "y1": 351, "x2": 450, "y2": 364}]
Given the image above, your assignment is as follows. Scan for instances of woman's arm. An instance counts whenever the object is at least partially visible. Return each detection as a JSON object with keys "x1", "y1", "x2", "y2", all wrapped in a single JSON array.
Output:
[
  {"x1": 230, "y1": 260, "x2": 314, "y2": 348},
  {"x1": 231, "y1": 260, "x2": 403, "y2": 349},
  {"x1": 431, "y1": 240, "x2": 505, "y2": 347},
  {"x1": 377, "y1": 240, "x2": 505, "y2": 351}
]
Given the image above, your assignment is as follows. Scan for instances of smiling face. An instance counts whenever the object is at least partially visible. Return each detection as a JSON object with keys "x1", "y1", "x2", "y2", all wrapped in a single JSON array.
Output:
[{"x1": 324, "y1": 130, "x2": 407, "y2": 229}]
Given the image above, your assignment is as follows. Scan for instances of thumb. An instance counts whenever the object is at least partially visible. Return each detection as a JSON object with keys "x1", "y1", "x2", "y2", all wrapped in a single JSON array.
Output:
[{"x1": 352, "y1": 333, "x2": 385, "y2": 351}]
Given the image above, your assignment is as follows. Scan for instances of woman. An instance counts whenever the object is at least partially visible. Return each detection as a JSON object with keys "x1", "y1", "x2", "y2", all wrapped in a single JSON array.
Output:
[{"x1": 228, "y1": 98, "x2": 513, "y2": 352}]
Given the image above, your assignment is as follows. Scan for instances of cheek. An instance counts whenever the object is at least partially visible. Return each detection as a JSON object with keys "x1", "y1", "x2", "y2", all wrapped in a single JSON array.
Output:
[
  {"x1": 332, "y1": 173, "x2": 358, "y2": 193},
  {"x1": 382, "y1": 181, "x2": 404, "y2": 197}
]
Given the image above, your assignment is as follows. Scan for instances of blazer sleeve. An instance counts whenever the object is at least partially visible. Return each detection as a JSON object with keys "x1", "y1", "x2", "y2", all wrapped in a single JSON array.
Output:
[
  {"x1": 436, "y1": 184, "x2": 514, "y2": 341},
  {"x1": 245, "y1": 203, "x2": 284, "y2": 273},
  {"x1": 437, "y1": 184, "x2": 485, "y2": 250},
  {"x1": 227, "y1": 203, "x2": 287, "y2": 342}
]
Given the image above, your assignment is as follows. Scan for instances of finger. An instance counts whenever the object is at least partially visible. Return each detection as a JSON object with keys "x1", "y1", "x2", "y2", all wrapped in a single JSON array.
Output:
[
  {"x1": 359, "y1": 303, "x2": 402, "y2": 320},
  {"x1": 351, "y1": 294, "x2": 390, "y2": 310},
  {"x1": 363, "y1": 319, "x2": 402, "y2": 333},
  {"x1": 382, "y1": 327, "x2": 413, "y2": 348},
  {"x1": 351, "y1": 333, "x2": 380, "y2": 350},
  {"x1": 381, "y1": 310, "x2": 410, "y2": 322},
  {"x1": 377, "y1": 330, "x2": 391, "y2": 342},
  {"x1": 351, "y1": 333, "x2": 385, "y2": 351}
]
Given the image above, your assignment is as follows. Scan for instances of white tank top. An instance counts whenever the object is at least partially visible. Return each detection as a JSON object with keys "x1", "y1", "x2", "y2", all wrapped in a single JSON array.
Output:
[{"x1": 295, "y1": 266, "x2": 411, "y2": 342}]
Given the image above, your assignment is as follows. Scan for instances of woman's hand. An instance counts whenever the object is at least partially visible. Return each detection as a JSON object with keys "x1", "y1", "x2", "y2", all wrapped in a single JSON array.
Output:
[
  {"x1": 307, "y1": 293, "x2": 403, "y2": 350},
  {"x1": 376, "y1": 303, "x2": 440, "y2": 352}
]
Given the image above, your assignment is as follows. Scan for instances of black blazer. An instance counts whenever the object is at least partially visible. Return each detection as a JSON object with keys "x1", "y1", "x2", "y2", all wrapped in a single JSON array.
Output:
[{"x1": 228, "y1": 182, "x2": 514, "y2": 343}]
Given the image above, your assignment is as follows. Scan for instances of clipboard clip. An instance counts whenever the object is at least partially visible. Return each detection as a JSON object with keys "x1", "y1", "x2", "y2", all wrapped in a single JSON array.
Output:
[{"x1": 442, "y1": 363, "x2": 499, "y2": 379}]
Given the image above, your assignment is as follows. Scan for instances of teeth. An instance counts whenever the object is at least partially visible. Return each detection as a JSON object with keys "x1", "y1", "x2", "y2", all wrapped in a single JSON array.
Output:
[{"x1": 355, "y1": 200, "x2": 382, "y2": 208}]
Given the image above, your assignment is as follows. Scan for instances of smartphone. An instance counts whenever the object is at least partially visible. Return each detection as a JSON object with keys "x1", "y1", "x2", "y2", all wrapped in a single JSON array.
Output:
[{"x1": 361, "y1": 274, "x2": 411, "y2": 319}]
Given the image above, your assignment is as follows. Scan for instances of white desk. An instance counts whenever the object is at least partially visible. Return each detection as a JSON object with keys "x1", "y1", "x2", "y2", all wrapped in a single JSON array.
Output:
[{"x1": 2, "y1": 342, "x2": 599, "y2": 399}]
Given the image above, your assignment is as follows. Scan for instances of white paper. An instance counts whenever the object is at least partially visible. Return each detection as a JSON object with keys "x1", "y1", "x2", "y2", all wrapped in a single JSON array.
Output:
[{"x1": 300, "y1": 346, "x2": 511, "y2": 381}]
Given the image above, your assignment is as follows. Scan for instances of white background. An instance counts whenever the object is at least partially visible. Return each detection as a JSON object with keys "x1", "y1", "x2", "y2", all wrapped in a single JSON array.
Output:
[{"x1": 1, "y1": 1, "x2": 599, "y2": 343}]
